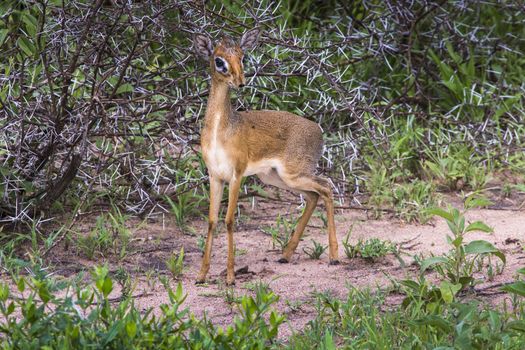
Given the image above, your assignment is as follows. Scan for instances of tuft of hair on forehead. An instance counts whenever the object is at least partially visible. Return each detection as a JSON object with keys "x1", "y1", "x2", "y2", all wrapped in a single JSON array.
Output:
[{"x1": 218, "y1": 36, "x2": 240, "y2": 50}]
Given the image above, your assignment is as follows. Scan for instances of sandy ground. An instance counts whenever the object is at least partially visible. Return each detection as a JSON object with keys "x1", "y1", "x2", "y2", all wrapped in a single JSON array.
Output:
[{"x1": 39, "y1": 190, "x2": 525, "y2": 336}]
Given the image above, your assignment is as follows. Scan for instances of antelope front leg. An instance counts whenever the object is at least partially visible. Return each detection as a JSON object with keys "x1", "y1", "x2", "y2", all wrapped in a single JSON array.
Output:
[
  {"x1": 225, "y1": 174, "x2": 242, "y2": 285},
  {"x1": 196, "y1": 176, "x2": 224, "y2": 284}
]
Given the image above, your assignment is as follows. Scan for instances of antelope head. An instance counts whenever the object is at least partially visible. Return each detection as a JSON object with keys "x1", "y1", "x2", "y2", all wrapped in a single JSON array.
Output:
[{"x1": 194, "y1": 28, "x2": 260, "y2": 89}]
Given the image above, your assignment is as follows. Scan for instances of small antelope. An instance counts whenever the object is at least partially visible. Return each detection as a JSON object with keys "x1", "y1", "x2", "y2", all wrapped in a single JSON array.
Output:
[{"x1": 194, "y1": 28, "x2": 339, "y2": 285}]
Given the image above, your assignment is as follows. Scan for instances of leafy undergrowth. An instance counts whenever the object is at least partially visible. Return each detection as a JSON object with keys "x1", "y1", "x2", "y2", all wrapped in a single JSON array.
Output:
[
  {"x1": 2, "y1": 196, "x2": 524, "y2": 349},
  {"x1": 1, "y1": 264, "x2": 524, "y2": 349}
]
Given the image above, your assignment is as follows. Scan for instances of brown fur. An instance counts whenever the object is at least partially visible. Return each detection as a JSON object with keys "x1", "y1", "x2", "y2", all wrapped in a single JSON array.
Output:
[{"x1": 195, "y1": 31, "x2": 339, "y2": 285}]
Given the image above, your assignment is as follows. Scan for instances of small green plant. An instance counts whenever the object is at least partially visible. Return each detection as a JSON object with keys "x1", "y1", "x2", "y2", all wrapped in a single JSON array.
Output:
[
  {"x1": 113, "y1": 266, "x2": 132, "y2": 298},
  {"x1": 108, "y1": 206, "x2": 133, "y2": 259},
  {"x1": 364, "y1": 158, "x2": 436, "y2": 223},
  {"x1": 77, "y1": 215, "x2": 113, "y2": 259},
  {"x1": 76, "y1": 205, "x2": 132, "y2": 260},
  {"x1": 315, "y1": 211, "x2": 328, "y2": 228},
  {"x1": 261, "y1": 214, "x2": 297, "y2": 251},
  {"x1": 244, "y1": 279, "x2": 269, "y2": 292},
  {"x1": 423, "y1": 145, "x2": 490, "y2": 191},
  {"x1": 196, "y1": 235, "x2": 206, "y2": 255},
  {"x1": 303, "y1": 239, "x2": 327, "y2": 260},
  {"x1": 420, "y1": 196, "x2": 505, "y2": 289},
  {"x1": 359, "y1": 238, "x2": 395, "y2": 260},
  {"x1": 392, "y1": 180, "x2": 437, "y2": 223},
  {"x1": 165, "y1": 181, "x2": 205, "y2": 231},
  {"x1": 502, "y1": 182, "x2": 513, "y2": 198},
  {"x1": 219, "y1": 283, "x2": 241, "y2": 305},
  {"x1": 365, "y1": 160, "x2": 399, "y2": 219},
  {"x1": 285, "y1": 299, "x2": 306, "y2": 313},
  {"x1": 342, "y1": 226, "x2": 359, "y2": 259},
  {"x1": 166, "y1": 247, "x2": 184, "y2": 279},
  {"x1": 343, "y1": 229, "x2": 395, "y2": 260},
  {"x1": 145, "y1": 269, "x2": 158, "y2": 290},
  {"x1": 235, "y1": 247, "x2": 248, "y2": 256}
]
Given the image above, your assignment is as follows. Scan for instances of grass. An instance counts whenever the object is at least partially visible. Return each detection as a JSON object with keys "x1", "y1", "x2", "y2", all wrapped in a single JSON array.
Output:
[
  {"x1": 261, "y1": 214, "x2": 297, "y2": 251},
  {"x1": 75, "y1": 204, "x2": 133, "y2": 261},
  {"x1": 165, "y1": 247, "x2": 185, "y2": 280}
]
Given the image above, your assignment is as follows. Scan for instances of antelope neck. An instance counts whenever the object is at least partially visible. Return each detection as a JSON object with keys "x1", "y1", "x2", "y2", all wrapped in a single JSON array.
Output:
[{"x1": 205, "y1": 79, "x2": 232, "y2": 128}]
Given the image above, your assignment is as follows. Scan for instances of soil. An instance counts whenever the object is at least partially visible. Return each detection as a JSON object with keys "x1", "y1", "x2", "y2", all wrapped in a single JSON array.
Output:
[{"x1": 33, "y1": 188, "x2": 525, "y2": 337}]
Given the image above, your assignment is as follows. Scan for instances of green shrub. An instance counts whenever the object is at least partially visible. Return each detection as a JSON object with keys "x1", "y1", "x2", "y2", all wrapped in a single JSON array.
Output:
[
  {"x1": 0, "y1": 266, "x2": 284, "y2": 349},
  {"x1": 288, "y1": 280, "x2": 525, "y2": 349},
  {"x1": 343, "y1": 231, "x2": 395, "y2": 261}
]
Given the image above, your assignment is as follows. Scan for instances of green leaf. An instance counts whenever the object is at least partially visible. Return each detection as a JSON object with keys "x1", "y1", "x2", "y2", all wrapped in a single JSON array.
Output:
[
  {"x1": 38, "y1": 284, "x2": 51, "y2": 304},
  {"x1": 488, "y1": 310, "x2": 501, "y2": 331},
  {"x1": 465, "y1": 221, "x2": 493, "y2": 233},
  {"x1": 17, "y1": 278, "x2": 25, "y2": 292},
  {"x1": 420, "y1": 256, "x2": 449, "y2": 272},
  {"x1": 451, "y1": 236, "x2": 463, "y2": 248},
  {"x1": 104, "y1": 323, "x2": 120, "y2": 344},
  {"x1": 458, "y1": 276, "x2": 474, "y2": 288},
  {"x1": 0, "y1": 284, "x2": 8, "y2": 302},
  {"x1": 323, "y1": 331, "x2": 336, "y2": 350},
  {"x1": 464, "y1": 195, "x2": 492, "y2": 210},
  {"x1": 116, "y1": 83, "x2": 134, "y2": 94},
  {"x1": 101, "y1": 277, "x2": 113, "y2": 297},
  {"x1": 413, "y1": 315, "x2": 453, "y2": 332},
  {"x1": 399, "y1": 279, "x2": 421, "y2": 291},
  {"x1": 174, "y1": 282, "x2": 186, "y2": 303},
  {"x1": 6, "y1": 302, "x2": 15, "y2": 315},
  {"x1": 464, "y1": 240, "x2": 505, "y2": 263},
  {"x1": 426, "y1": 207, "x2": 453, "y2": 222},
  {"x1": 17, "y1": 36, "x2": 35, "y2": 56},
  {"x1": 126, "y1": 321, "x2": 137, "y2": 338},
  {"x1": 501, "y1": 281, "x2": 525, "y2": 297},
  {"x1": 22, "y1": 12, "x2": 38, "y2": 37},
  {"x1": 0, "y1": 29, "x2": 9, "y2": 46},
  {"x1": 506, "y1": 320, "x2": 525, "y2": 332},
  {"x1": 439, "y1": 281, "x2": 461, "y2": 303}
]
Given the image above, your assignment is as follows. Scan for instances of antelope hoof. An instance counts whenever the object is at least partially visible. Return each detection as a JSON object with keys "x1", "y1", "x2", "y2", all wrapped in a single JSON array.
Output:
[
  {"x1": 277, "y1": 257, "x2": 289, "y2": 264},
  {"x1": 226, "y1": 278, "x2": 236, "y2": 286},
  {"x1": 329, "y1": 259, "x2": 340, "y2": 266}
]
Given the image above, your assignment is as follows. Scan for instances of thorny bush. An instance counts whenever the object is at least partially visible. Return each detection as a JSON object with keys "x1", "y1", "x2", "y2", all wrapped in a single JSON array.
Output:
[{"x1": 1, "y1": 0, "x2": 524, "y2": 232}]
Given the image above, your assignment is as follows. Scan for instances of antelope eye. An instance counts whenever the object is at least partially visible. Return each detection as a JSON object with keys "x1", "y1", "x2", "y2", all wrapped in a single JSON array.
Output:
[{"x1": 215, "y1": 57, "x2": 228, "y2": 73}]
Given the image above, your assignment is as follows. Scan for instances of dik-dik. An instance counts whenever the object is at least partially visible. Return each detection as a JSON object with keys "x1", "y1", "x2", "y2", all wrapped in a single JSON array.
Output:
[{"x1": 194, "y1": 28, "x2": 339, "y2": 285}]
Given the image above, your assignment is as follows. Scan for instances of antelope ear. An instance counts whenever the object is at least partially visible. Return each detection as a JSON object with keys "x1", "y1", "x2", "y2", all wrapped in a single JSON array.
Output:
[
  {"x1": 240, "y1": 28, "x2": 260, "y2": 50},
  {"x1": 193, "y1": 34, "x2": 213, "y2": 59}
]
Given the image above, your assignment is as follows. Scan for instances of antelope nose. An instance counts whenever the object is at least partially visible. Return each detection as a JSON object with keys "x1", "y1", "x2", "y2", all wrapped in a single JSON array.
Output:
[{"x1": 239, "y1": 83, "x2": 245, "y2": 88}]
